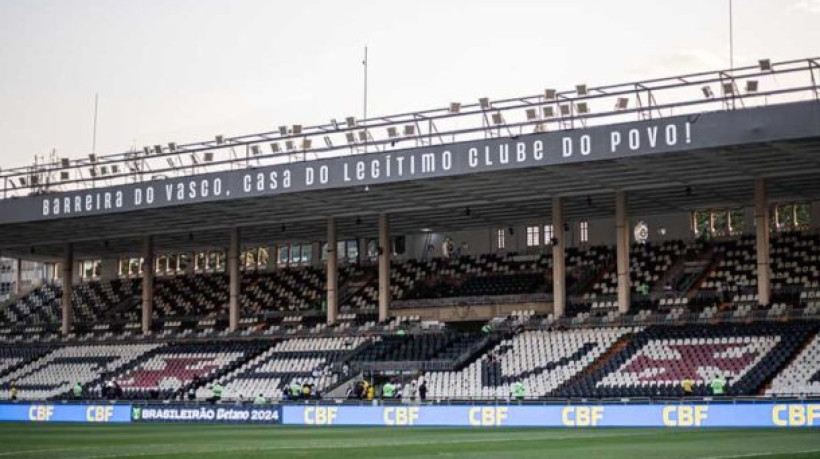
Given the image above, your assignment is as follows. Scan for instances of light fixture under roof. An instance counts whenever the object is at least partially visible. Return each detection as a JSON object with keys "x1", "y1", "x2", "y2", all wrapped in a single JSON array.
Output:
[
  {"x1": 215, "y1": 135, "x2": 224, "y2": 145},
  {"x1": 278, "y1": 126, "x2": 288, "y2": 136},
  {"x1": 759, "y1": 59, "x2": 772, "y2": 71},
  {"x1": 491, "y1": 112, "x2": 504, "y2": 125},
  {"x1": 745, "y1": 80, "x2": 759, "y2": 92},
  {"x1": 615, "y1": 97, "x2": 629, "y2": 110},
  {"x1": 544, "y1": 89, "x2": 556, "y2": 100},
  {"x1": 449, "y1": 102, "x2": 461, "y2": 113},
  {"x1": 403, "y1": 125, "x2": 415, "y2": 136},
  {"x1": 722, "y1": 82, "x2": 735, "y2": 95},
  {"x1": 270, "y1": 143, "x2": 280, "y2": 154},
  {"x1": 345, "y1": 116, "x2": 356, "y2": 127},
  {"x1": 575, "y1": 84, "x2": 588, "y2": 96},
  {"x1": 479, "y1": 97, "x2": 490, "y2": 109},
  {"x1": 345, "y1": 132, "x2": 356, "y2": 144},
  {"x1": 387, "y1": 127, "x2": 398, "y2": 138},
  {"x1": 292, "y1": 125, "x2": 302, "y2": 135},
  {"x1": 576, "y1": 102, "x2": 589, "y2": 114},
  {"x1": 250, "y1": 145, "x2": 260, "y2": 156}
]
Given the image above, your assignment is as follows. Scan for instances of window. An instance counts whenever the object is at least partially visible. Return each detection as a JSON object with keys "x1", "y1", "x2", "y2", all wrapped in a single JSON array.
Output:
[
  {"x1": 258, "y1": 247, "x2": 269, "y2": 268},
  {"x1": 544, "y1": 225, "x2": 554, "y2": 245},
  {"x1": 496, "y1": 229, "x2": 506, "y2": 250},
  {"x1": 178, "y1": 253, "x2": 191, "y2": 273},
  {"x1": 580, "y1": 220, "x2": 589, "y2": 243},
  {"x1": 526, "y1": 226, "x2": 540, "y2": 247},
  {"x1": 301, "y1": 244, "x2": 312, "y2": 264},
  {"x1": 728, "y1": 209, "x2": 744, "y2": 234}
]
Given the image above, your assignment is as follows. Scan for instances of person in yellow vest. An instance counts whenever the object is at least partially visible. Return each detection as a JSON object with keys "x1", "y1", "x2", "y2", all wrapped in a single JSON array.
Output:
[
  {"x1": 681, "y1": 378, "x2": 694, "y2": 397},
  {"x1": 366, "y1": 384, "x2": 375, "y2": 400}
]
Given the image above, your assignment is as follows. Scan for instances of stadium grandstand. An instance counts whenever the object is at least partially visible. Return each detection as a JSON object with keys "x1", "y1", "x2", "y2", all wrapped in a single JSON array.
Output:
[{"x1": 2, "y1": 55, "x2": 820, "y2": 442}]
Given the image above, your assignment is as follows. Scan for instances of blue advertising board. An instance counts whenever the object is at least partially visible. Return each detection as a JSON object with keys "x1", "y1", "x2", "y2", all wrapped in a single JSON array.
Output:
[
  {"x1": 131, "y1": 404, "x2": 281, "y2": 424},
  {"x1": 283, "y1": 403, "x2": 820, "y2": 428},
  {"x1": 0, "y1": 403, "x2": 131, "y2": 423}
]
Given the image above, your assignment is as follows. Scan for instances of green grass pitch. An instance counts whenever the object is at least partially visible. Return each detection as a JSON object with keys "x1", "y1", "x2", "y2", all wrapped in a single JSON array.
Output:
[{"x1": 0, "y1": 424, "x2": 818, "y2": 458}]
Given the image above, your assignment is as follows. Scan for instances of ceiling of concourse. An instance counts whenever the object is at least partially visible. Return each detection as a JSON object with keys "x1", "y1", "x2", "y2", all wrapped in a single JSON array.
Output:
[{"x1": 2, "y1": 137, "x2": 820, "y2": 260}]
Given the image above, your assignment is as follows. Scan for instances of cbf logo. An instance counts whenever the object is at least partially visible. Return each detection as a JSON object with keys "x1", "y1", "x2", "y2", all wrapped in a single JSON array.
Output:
[{"x1": 132, "y1": 406, "x2": 142, "y2": 421}]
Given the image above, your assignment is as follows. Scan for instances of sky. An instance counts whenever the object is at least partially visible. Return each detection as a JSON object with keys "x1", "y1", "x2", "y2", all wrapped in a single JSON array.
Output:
[{"x1": 0, "y1": 0, "x2": 818, "y2": 170}]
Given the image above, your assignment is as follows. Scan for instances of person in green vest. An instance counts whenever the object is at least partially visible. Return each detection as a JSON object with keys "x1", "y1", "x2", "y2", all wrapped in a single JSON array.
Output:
[
  {"x1": 209, "y1": 381, "x2": 223, "y2": 404},
  {"x1": 513, "y1": 380, "x2": 525, "y2": 401},
  {"x1": 710, "y1": 374, "x2": 726, "y2": 396},
  {"x1": 253, "y1": 393, "x2": 266, "y2": 405},
  {"x1": 396, "y1": 328, "x2": 407, "y2": 337},
  {"x1": 290, "y1": 381, "x2": 302, "y2": 400},
  {"x1": 382, "y1": 381, "x2": 397, "y2": 399},
  {"x1": 72, "y1": 382, "x2": 83, "y2": 400},
  {"x1": 639, "y1": 283, "x2": 649, "y2": 296},
  {"x1": 481, "y1": 324, "x2": 493, "y2": 335}
]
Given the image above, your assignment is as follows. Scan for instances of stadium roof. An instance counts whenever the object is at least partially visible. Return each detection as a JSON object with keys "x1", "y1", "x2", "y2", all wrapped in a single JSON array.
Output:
[{"x1": 1, "y1": 57, "x2": 820, "y2": 260}]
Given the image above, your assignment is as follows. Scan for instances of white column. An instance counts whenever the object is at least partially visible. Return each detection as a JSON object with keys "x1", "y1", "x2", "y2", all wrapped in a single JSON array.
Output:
[
  {"x1": 61, "y1": 245, "x2": 73, "y2": 335},
  {"x1": 755, "y1": 179, "x2": 771, "y2": 306},
  {"x1": 378, "y1": 214, "x2": 391, "y2": 323},
  {"x1": 615, "y1": 190, "x2": 630, "y2": 314},
  {"x1": 552, "y1": 198, "x2": 566, "y2": 318},
  {"x1": 326, "y1": 218, "x2": 338, "y2": 325},
  {"x1": 228, "y1": 227, "x2": 240, "y2": 331},
  {"x1": 141, "y1": 235, "x2": 154, "y2": 335}
]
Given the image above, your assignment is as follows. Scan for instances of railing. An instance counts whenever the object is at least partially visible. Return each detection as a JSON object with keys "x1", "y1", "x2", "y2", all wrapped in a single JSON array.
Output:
[
  {"x1": 393, "y1": 293, "x2": 551, "y2": 309},
  {"x1": 13, "y1": 394, "x2": 820, "y2": 406},
  {"x1": 2, "y1": 57, "x2": 818, "y2": 199}
]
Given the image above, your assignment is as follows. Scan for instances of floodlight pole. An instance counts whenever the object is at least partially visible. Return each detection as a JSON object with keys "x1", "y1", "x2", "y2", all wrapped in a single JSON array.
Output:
[
  {"x1": 729, "y1": 0, "x2": 734, "y2": 70},
  {"x1": 363, "y1": 45, "x2": 369, "y2": 154},
  {"x1": 92, "y1": 93, "x2": 99, "y2": 157}
]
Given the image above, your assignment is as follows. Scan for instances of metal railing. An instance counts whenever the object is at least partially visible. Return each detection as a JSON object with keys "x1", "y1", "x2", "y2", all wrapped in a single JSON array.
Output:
[
  {"x1": 393, "y1": 293, "x2": 551, "y2": 309},
  {"x1": 2, "y1": 57, "x2": 818, "y2": 199}
]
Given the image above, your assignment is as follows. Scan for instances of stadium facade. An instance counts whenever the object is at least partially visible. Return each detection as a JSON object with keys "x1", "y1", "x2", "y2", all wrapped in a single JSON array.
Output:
[{"x1": 1, "y1": 58, "x2": 820, "y2": 416}]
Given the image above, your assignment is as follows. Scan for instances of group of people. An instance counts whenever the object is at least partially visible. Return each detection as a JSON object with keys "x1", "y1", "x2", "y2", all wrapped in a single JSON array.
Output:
[
  {"x1": 283, "y1": 381, "x2": 321, "y2": 401},
  {"x1": 347, "y1": 378, "x2": 428, "y2": 401},
  {"x1": 681, "y1": 375, "x2": 728, "y2": 396}
]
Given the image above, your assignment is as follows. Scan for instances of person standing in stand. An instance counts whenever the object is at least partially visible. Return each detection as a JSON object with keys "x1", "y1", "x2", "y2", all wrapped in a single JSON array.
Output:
[{"x1": 418, "y1": 379, "x2": 427, "y2": 402}]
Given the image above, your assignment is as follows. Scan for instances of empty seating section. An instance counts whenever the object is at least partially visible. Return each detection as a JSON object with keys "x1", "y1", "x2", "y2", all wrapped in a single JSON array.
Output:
[
  {"x1": 0, "y1": 279, "x2": 140, "y2": 330},
  {"x1": 589, "y1": 241, "x2": 685, "y2": 298},
  {"x1": 351, "y1": 333, "x2": 478, "y2": 363},
  {"x1": 241, "y1": 268, "x2": 326, "y2": 314},
  {"x1": 767, "y1": 334, "x2": 820, "y2": 395},
  {"x1": 0, "y1": 343, "x2": 160, "y2": 400},
  {"x1": 212, "y1": 336, "x2": 370, "y2": 400},
  {"x1": 425, "y1": 328, "x2": 631, "y2": 399},
  {"x1": 111, "y1": 343, "x2": 259, "y2": 399},
  {"x1": 561, "y1": 323, "x2": 815, "y2": 398}
]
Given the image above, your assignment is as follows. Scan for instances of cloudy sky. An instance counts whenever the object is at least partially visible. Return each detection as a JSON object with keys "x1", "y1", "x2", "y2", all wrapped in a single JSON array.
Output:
[{"x1": 0, "y1": 0, "x2": 818, "y2": 169}]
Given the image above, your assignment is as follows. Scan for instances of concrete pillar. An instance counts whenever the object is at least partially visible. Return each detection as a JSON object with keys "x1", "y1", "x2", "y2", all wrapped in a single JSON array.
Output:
[
  {"x1": 755, "y1": 179, "x2": 771, "y2": 306},
  {"x1": 615, "y1": 191, "x2": 630, "y2": 314},
  {"x1": 378, "y1": 214, "x2": 391, "y2": 323},
  {"x1": 326, "y1": 218, "x2": 338, "y2": 325},
  {"x1": 552, "y1": 198, "x2": 566, "y2": 318},
  {"x1": 61, "y1": 245, "x2": 73, "y2": 335},
  {"x1": 141, "y1": 235, "x2": 154, "y2": 335},
  {"x1": 15, "y1": 258, "x2": 22, "y2": 295},
  {"x1": 228, "y1": 227, "x2": 240, "y2": 331}
]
